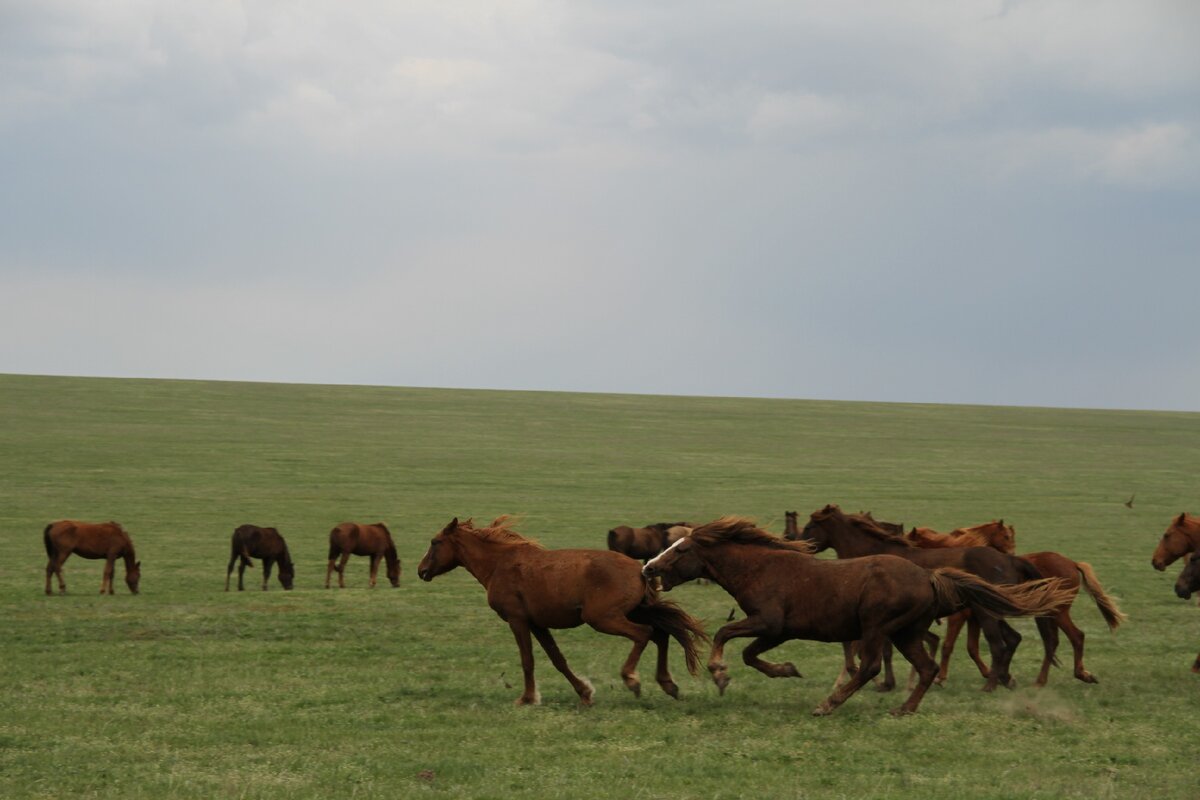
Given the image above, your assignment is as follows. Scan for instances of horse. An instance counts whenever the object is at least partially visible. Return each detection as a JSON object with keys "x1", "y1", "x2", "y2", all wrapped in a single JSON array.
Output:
[
  {"x1": 1172, "y1": 553, "x2": 1200, "y2": 673},
  {"x1": 226, "y1": 524, "x2": 295, "y2": 591},
  {"x1": 417, "y1": 516, "x2": 706, "y2": 706},
  {"x1": 643, "y1": 517, "x2": 1071, "y2": 716},
  {"x1": 607, "y1": 522, "x2": 692, "y2": 562},
  {"x1": 906, "y1": 520, "x2": 1016, "y2": 553},
  {"x1": 1152, "y1": 513, "x2": 1200, "y2": 571},
  {"x1": 902, "y1": 521, "x2": 1127, "y2": 685},
  {"x1": 325, "y1": 522, "x2": 400, "y2": 588},
  {"x1": 43, "y1": 520, "x2": 141, "y2": 595},
  {"x1": 787, "y1": 505, "x2": 1056, "y2": 691}
]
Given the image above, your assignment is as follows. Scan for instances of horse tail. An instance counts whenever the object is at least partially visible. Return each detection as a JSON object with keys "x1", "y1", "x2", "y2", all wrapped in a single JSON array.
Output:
[
  {"x1": 930, "y1": 568, "x2": 1074, "y2": 619},
  {"x1": 43, "y1": 523, "x2": 55, "y2": 558},
  {"x1": 1075, "y1": 562, "x2": 1128, "y2": 631},
  {"x1": 629, "y1": 591, "x2": 709, "y2": 676},
  {"x1": 328, "y1": 526, "x2": 342, "y2": 561}
]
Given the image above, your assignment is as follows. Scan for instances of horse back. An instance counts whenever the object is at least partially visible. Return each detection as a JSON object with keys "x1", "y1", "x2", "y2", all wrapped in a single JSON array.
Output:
[{"x1": 46, "y1": 520, "x2": 130, "y2": 559}]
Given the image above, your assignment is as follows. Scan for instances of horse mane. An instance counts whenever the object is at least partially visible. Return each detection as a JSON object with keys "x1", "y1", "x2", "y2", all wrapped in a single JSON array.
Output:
[
  {"x1": 457, "y1": 516, "x2": 544, "y2": 549},
  {"x1": 691, "y1": 516, "x2": 815, "y2": 553},
  {"x1": 647, "y1": 521, "x2": 689, "y2": 532},
  {"x1": 838, "y1": 511, "x2": 915, "y2": 547}
]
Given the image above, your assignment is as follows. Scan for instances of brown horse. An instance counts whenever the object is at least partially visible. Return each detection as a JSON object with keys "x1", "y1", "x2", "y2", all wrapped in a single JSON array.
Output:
[
  {"x1": 607, "y1": 522, "x2": 692, "y2": 562},
  {"x1": 788, "y1": 505, "x2": 1057, "y2": 691},
  {"x1": 907, "y1": 521, "x2": 1016, "y2": 553},
  {"x1": 644, "y1": 517, "x2": 1071, "y2": 716},
  {"x1": 905, "y1": 521, "x2": 1127, "y2": 686},
  {"x1": 226, "y1": 525, "x2": 295, "y2": 591},
  {"x1": 418, "y1": 516, "x2": 706, "y2": 705},
  {"x1": 1152, "y1": 513, "x2": 1200, "y2": 571},
  {"x1": 326, "y1": 522, "x2": 400, "y2": 588},
  {"x1": 1173, "y1": 553, "x2": 1200, "y2": 673},
  {"x1": 44, "y1": 520, "x2": 141, "y2": 595}
]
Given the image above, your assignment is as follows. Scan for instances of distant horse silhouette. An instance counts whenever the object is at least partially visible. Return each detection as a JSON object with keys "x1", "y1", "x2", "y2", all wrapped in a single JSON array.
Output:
[
  {"x1": 645, "y1": 516, "x2": 1070, "y2": 716},
  {"x1": 1173, "y1": 553, "x2": 1200, "y2": 673},
  {"x1": 226, "y1": 524, "x2": 295, "y2": 591},
  {"x1": 607, "y1": 522, "x2": 692, "y2": 562},
  {"x1": 903, "y1": 520, "x2": 1126, "y2": 685},
  {"x1": 418, "y1": 516, "x2": 706, "y2": 705},
  {"x1": 1152, "y1": 513, "x2": 1200, "y2": 571},
  {"x1": 44, "y1": 520, "x2": 141, "y2": 595},
  {"x1": 326, "y1": 522, "x2": 400, "y2": 588}
]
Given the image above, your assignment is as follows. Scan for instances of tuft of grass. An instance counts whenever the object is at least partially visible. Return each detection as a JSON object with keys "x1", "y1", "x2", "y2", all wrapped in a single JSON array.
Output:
[{"x1": 1, "y1": 373, "x2": 1198, "y2": 799}]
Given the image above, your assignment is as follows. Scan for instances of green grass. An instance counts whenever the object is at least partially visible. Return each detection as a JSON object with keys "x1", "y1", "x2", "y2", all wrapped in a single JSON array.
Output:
[{"x1": 1, "y1": 373, "x2": 1197, "y2": 799}]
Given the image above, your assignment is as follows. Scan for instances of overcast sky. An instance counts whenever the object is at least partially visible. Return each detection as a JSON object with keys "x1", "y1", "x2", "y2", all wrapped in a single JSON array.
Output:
[{"x1": 2, "y1": 1, "x2": 1198, "y2": 410}]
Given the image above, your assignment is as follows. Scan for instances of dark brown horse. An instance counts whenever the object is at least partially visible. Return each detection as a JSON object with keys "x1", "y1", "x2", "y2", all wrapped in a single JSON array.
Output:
[
  {"x1": 644, "y1": 517, "x2": 1070, "y2": 716},
  {"x1": 1173, "y1": 553, "x2": 1200, "y2": 673},
  {"x1": 1152, "y1": 512, "x2": 1200, "y2": 571},
  {"x1": 903, "y1": 521, "x2": 1127, "y2": 686},
  {"x1": 226, "y1": 524, "x2": 295, "y2": 591},
  {"x1": 418, "y1": 516, "x2": 706, "y2": 705},
  {"x1": 788, "y1": 505, "x2": 1056, "y2": 690},
  {"x1": 607, "y1": 522, "x2": 692, "y2": 562},
  {"x1": 326, "y1": 522, "x2": 400, "y2": 588},
  {"x1": 43, "y1": 520, "x2": 141, "y2": 595}
]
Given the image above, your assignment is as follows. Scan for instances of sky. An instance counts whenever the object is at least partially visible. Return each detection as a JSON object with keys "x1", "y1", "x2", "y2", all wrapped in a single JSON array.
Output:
[{"x1": 2, "y1": 1, "x2": 1199, "y2": 410}]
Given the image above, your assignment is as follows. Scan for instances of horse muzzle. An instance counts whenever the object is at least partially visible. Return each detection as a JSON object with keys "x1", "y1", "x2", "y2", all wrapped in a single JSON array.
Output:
[{"x1": 1175, "y1": 585, "x2": 1193, "y2": 600}]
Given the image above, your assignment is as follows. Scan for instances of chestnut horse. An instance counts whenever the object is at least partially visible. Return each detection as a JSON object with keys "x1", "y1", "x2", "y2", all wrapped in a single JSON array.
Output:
[
  {"x1": 44, "y1": 520, "x2": 141, "y2": 595},
  {"x1": 226, "y1": 524, "x2": 295, "y2": 591},
  {"x1": 1172, "y1": 553, "x2": 1200, "y2": 673},
  {"x1": 326, "y1": 522, "x2": 400, "y2": 588},
  {"x1": 1152, "y1": 513, "x2": 1200, "y2": 571},
  {"x1": 907, "y1": 521, "x2": 1016, "y2": 553},
  {"x1": 607, "y1": 522, "x2": 692, "y2": 562},
  {"x1": 644, "y1": 517, "x2": 1071, "y2": 716},
  {"x1": 904, "y1": 520, "x2": 1126, "y2": 686},
  {"x1": 788, "y1": 505, "x2": 1055, "y2": 691},
  {"x1": 418, "y1": 516, "x2": 706, "y2": 705}
]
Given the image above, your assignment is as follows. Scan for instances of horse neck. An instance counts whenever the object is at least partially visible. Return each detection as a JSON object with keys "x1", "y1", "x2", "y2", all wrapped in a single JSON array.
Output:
[
  {"x1": 696, "y1": 543, "x2": 794, "y2": 599},
  {"x1": 452, "y1": 535, "x2": 519, "y2": 586},
  {"x1": 383, "y1": 544, "x2": 399, "y2": 568},
  {"x1": 824, "y1": 520, "x2": 906, "y2": 558},
  {"x1": 121, "y1": 541, "x2": 137, "y2": 569}
]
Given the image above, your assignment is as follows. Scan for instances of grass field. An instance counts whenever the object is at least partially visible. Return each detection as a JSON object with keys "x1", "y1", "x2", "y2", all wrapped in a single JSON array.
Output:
[{"x1": 1, "y1": 373, "x2": 1197, "y2": 799}]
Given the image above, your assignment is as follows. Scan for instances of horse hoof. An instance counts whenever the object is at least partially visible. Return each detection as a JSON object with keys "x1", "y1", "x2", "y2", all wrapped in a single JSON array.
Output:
[
  {"x1": 1077, "y1": 672, "x2": 1098, "y2": 684},
  {"x1": 713, "y1": 673, "x2": 731, "y2": 696},
  {"x1": 514, "y1": 695, "x2": 541, "y2": 707},
  {"x1": 933, "y1": 677, "x2": 946, "y2": 686},
  {"x1": 659, "y1": 681, "x2": 680, "y2": 699},
  {"x1": 1005, "y1": 677, "x2": 1017, "y2": 690},
  {"x1": 889, "y1": 706, "x2": 914, "y2": 717},
  {"x1": 624, "y1": 679, "x2": 641, "y2": 698},
  {"x1": 782, "y1": 663, "x2": 802, "y2": 679},
  {"x1": 811, "y1": 702, "x2": 835, "y2": 717},
  {"x1": 875, "y1": 682, "x2": 896, "y2": 693}
]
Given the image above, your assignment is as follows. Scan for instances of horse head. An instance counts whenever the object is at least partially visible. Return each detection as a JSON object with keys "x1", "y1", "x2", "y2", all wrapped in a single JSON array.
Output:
[{"x1": 1153, "y1": 513, "x2": 1196, "y2": 571}]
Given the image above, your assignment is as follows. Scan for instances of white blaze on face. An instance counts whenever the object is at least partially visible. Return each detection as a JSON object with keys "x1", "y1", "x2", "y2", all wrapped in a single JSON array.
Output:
[{"x1": 644, "y1": 535, "x2": 687, "y2": 574}]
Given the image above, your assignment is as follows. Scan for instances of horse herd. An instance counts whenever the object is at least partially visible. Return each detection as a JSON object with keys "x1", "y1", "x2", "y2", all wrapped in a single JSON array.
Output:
[{"x1": 39, "y1": 510, "x2": 1200, "y2": 716}]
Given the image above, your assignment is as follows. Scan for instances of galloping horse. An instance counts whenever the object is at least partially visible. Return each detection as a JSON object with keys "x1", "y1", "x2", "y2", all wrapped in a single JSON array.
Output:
[
  {"x1": 326, "y1": 522, "x2": 400, "y2": 588},
  {"x1": 418, "y1": 516, "x2": 706, "y2": 706},
  {"x1": 226, "y1": 524, "x2": 295, "y2": 591},
  {"x1": 907, "y1": 521, "x2": 1016, "y2": 553},
  {"x1": 1152, "y1": 513, "x2": 1200, "y2": 571},
  {"x1": 788, "y1": 505, "x2": 1053, "y2": 691},
  {"x1": 644, "y1": 517, "x2": 1070, "y2": 716},
  {"x1": 903, "y1": 520, "x2": 1126, "y2": 685},
  {"x1": 1172, "y1": 553, "x2": 1200, "y2": 673},
  {"x1": 607, "y1": 522, "x2": 692, "y2": 562},
  {"x1": 44, "y1": 520, "x2": 141, "y2": 595}
]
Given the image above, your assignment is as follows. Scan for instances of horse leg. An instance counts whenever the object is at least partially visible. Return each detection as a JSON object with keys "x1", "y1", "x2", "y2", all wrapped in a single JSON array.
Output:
[
  {"x1": 1033, "y1": 616, "x2": 1060, "y2": 686},
  {"x1": 530, "y1": 626, "x2": 595, "y2": 705},
  {"x1": 936, "y1": 610, "x2": 968, "y2": 684},
  {"x1": 238, "y1": 559, "x2": 248, "y2": 591},
  {"x1": 813, "y1": 635, "x2": 884, "y2": 716},
  {"x1": 262, "y1": 558, "x2": 273, "y2": 591},
  {"x1": 877, "y1": 641, "x2": 896, "y2": 692},
  {"x1": 324, "y1": 557, "x2": 336, "y2": 589},
  {"x1": 651, "y1": 630, "x2": 680, "y2": 698},
  {"x1": 1055, "y1": 610, "x2": 1096, "y2": 684},
  {"x1": 53, "y1": 552, "x2": 69, "y2": 594},
  {"x1": 102, "y1": 556, "x2": 115, "y2": 595},
  {"x1": 979, "y1": 618, "x2": 1020, "y2": 692},
  {"x1": 584, "y1": 612, "x2": 654, "y2": 698},
  {"x1": 368, "y1": 554, "x2": 380, "y2": 589},
  {"x1": 337, "y1": 553, "x2": 351, "y2": 588},
  {"x1": 225, "y1": 553, "x2": 237, "y2": 592},
  {"x1": 890, "y1": 626, "x2": 940, "y2": 716},
  {"x1": 965, "y1": 616, "x2": 991, "y2": 679},
  {"x1": 707, "y1": 616, "x2": 783, "y2": 695},
  {"x1": 45, "y1": 556, "x2": 57, "y2": 596},
  {"x1": 742, "y1": 635, "x2": 802, "y2": 680},
  {"x1": 1193, "y1": 652, "x2": 1200, "y2": 674},
  {"x1": 509, "y1": 621, "x2": 540, "y2": 706}
]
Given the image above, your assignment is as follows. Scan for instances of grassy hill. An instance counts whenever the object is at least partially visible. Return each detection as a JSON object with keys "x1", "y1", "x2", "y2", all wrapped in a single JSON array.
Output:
[{"x1": 1, "y1": 373, "x2": 1197, "y2": 799}]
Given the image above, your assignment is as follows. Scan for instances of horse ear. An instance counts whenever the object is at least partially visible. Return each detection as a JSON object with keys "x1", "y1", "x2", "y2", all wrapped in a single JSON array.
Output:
[
  {"x1": 135, "y1": 561, "x2": 141, "y2": 568},
  {"x1": 998, "y1": 519, "x2": 1003, "y2": 526},
  {"x1": 1178, "y1": 512, "x2": 1188, "y2": 524},
  {"x1": 445, "y1": 517, "x2": 459, "y2": 531}
]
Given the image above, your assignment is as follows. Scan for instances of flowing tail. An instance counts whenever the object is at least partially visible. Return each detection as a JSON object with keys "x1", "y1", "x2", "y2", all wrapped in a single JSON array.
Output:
[
  {"x1": 931, "y1": 568, "x2": 1075, "y2": 619},
  {"x1": 629, "y1": 590, "x2": 709, "y2": 676},
  {"x1": 1076, "y1": 562, "x2": 1127, "y2": 630},
  {"x1": 43, "y1": 524, "x2": 55, "y2": 558}
]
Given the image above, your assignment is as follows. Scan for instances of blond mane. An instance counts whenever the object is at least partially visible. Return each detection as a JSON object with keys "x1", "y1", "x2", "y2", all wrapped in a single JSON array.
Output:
[
  {"x1": 456, "y1": 516, "x2": 544, "y2": 548},
  {"x1": 691, "y1": 516, "x2": 815, "y2": 554}
]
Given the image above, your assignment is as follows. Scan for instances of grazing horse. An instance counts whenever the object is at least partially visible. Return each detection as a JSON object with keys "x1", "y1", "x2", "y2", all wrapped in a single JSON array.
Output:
[
  {"x1": 43, "y1": 520, "x2": 141, "y2": 595},
  {"x1": 906, "y1": 521, "x2": 1016, "y2": 554},
  {"x1": 788, "y1": 505, "x2": 1053, "y2": 691},
  {"x1": 1172, "y1": 553, "x2": 1200, "y2": 673},
  {"x1": 643, "y1": 517, "x2": 1070, "y2": 716},
  {"x1": 418, "y1": 516, "x2": 706, "y2": 706},
  {"x1": 326, "y1": 522, "x2": 400, "y2": 588},
  {"x1": 903, "y1": 522, "x2": 1127, "y2": 685},
  {"x1": 226, "y1": 524, "x2": 295, "y2": 591},
  {"x1": 607, "y1": 522, "x2": 692, "y2": 562},
  {"x1": 1152, "y1": 513, "x2": 1200, "y2": 571}
]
